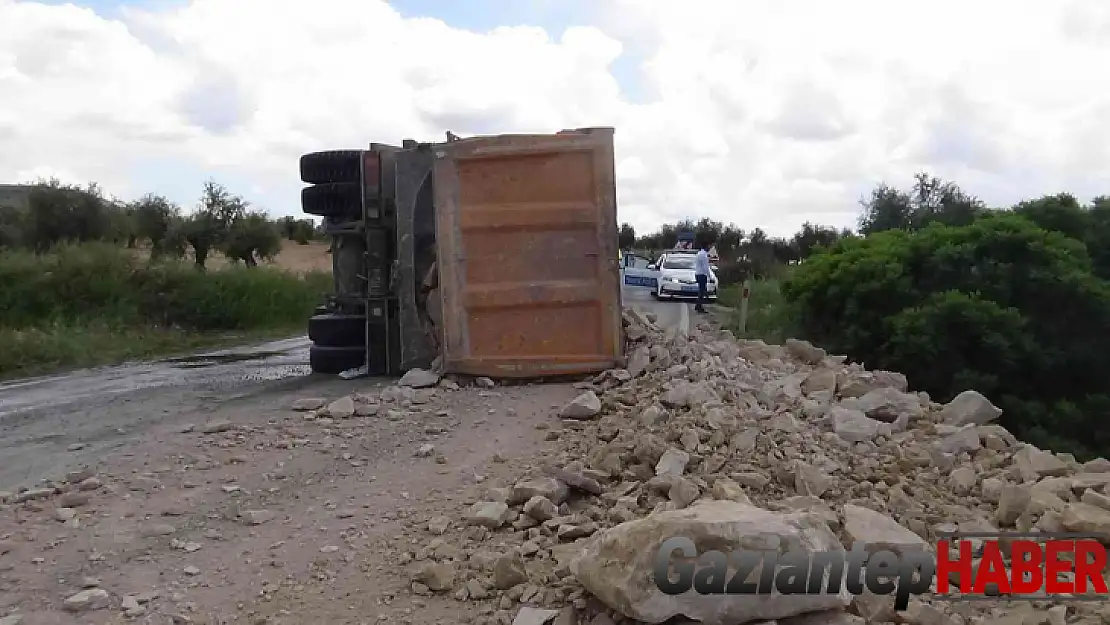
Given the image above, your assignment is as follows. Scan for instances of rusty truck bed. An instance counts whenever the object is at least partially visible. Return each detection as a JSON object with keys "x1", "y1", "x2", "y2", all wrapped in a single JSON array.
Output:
[{"x1": 433, "y1": 128, "x2": 623, "y2": 378}]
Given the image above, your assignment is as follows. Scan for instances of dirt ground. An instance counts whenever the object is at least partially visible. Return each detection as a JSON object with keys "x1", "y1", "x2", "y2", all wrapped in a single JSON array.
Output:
[{"x1": 0, "y1": 374, "x2": 580, "y2": 625}]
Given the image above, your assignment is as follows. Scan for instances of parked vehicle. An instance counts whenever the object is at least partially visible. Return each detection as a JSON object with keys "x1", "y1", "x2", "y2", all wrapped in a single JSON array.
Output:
[
  {"x1": 649, "y1": 249, "x2": 718, "y2": 301},
  {"x1": 299, "y1": 128, "x2": 623, "y2": 378}
]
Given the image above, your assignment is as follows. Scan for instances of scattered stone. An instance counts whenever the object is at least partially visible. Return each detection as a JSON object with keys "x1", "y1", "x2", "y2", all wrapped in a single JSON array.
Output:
[
  {"x1": 291, "y1": 397, "x2": 326, "y2": 411},
  {"x1": 512, "y1": 478, "x2": 569, "y2": 505},
  {"x1": 627, "y1": 346, "x2": 651, "y2": 378},
  {"x1": 1083, "y1": 457, "x2": 1110, "y2": 473},
  {"x1": 655, "y1": 448, "x2": 689, "y2": 477},
  {"x1": 937, "y1": 427, "x2": 980, "y2": 455},
  {"x1": 415, "y1": 444, "x2": 435, "y2": 457},
  {"x1": 709, "y1": 477, "x2": 750, "y2": 504},
  {"x1": 63, "y1": 588, "x2": 110, "y2": 612},
  {"x1": 57, "y1": 492, "x2": 90, "y2": 508},
  {"x1": 493, "y1": 552, "x2": 529, "y2": 589},
  {"x1": 1014, "y1": 446, "x2": 1071, "y2": 479},
  {"x1": 140, "y1": 523, "x2": 176, "y2": 537},
  {"x1": 545, "y1": 466, "x2": 603, "y2": 495},
  {"x1": 65, "y1": 467, "x2": 95, "y2": 483},
  {"x1": 1062, "y1": 503, "x2": 1110, "y2": 538},
  {"x1": 240, "y1": 510, "x2": 276, "y2": 525},
  {"x1": 325, "y1": 396, "x2": 355, "y2": 418},
  {"x1": 413, "y1": 561, "x2": 455, "y2": 592},
  {"x1": 785, "y1": 338, "x2": 826, "y2": 364},
  {"x1": 801, "y1": 368, "x2": 837, "y2": 396},
  {"x1": 12, "y1": 488, "x2": 53, "y2": 503},
  {"x1": 427, "y1": 515, "x2": 451, "y2": 535},
  {"x1": 523, "y1": 496, "x2": 559, "y2": 521},
  {"x1": 200, "y1": 420, "x2": 233, "y2": 434},
  {"x1": 560, "y1": 391, "x2": 602, "y2": 420},
  {"x1": 512, "y1": 607, "x2": 560, "y2": 625},
  {"x1": 842, "y1": 504, "x2": 928, "y2": 555},
  {"x1": 669, "y1": 477, "x2": 700, "y2": 508},
  {"x1": 466, "y1": 501, "x2": 513, "y2": 528},
  {"x1": 996, "y1": 484, "x2": 1032, "y2": 526},
  {"x1": 1081, "y1": 489, "x2": 1110, "y2": 511},
  {"x1": 794, "y1": 462, "x2": 831, "y2": 497},
  {"x1": 939, "y1": 390, "x2": 1002, "y2": 426},
  {"x1": 399, "y1": 368, "x2": 441, "y2": 388},
  {"x1": 54, "y1": 507, "x2": 76, "y2": 522},
  {"x1": 831, "y1": 407, "x2": 880, "y2": 442},
  {"x1": 852, "y1": 387, "x2": 922, "y2": 425},
  {"x1": 121, "y1": 595, "x2": 144, "y2": 616}
]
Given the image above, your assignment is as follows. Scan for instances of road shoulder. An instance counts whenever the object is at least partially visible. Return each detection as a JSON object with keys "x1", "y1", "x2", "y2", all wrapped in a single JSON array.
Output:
[{"x1": 0, "y1": 377, "x2": 578, "y2": 624}]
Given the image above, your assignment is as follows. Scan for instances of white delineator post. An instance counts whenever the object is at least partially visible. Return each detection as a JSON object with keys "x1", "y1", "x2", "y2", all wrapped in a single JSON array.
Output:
[{"x1": 738, "y1": 280, "x2": 751, "y2": 333}]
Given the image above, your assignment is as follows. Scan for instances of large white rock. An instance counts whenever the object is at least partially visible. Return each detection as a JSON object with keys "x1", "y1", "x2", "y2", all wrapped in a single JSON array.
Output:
[
  {"x1": 1061, "y1": 503, "x2": 1110, "y2": 542},
  {"x1": 570, "y1": 500, "x2": 851, "y2": 625},
  {"x1": 1013, "y1": 446, "x2": 1072, "y2": 480},
  {"x1": 831, "y1": 407, "x2": 882, "y2": 442},
  {"x1": 842, "y1": 504, "x2": 929, "y2": 555},
  {"x1": 849, "y1": 387, "x2": 922, "y2": 426},
  {"x1": 399, "y1": 368, "x2": 441, "y2": 388},
  {"x1": 938, "y1": 390, "x2": 1001, "y2": 426},
  {"x1": 560, "y1": 391, "x2": 602, "y2": 420}
]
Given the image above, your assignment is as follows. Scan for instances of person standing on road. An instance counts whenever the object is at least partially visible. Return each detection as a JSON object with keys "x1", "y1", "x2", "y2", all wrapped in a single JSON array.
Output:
[{"x1": 694, "y1": 242, "x2": 711, "y2": 313}]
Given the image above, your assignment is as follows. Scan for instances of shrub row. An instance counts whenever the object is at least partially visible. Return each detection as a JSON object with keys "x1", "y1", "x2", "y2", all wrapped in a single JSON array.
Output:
[
  {"x1": 0, "y1": 243, "x2": 331, "y2": 378},
  {"x1": 0, "y1": 244, "x2": 330, "y2": 331}
]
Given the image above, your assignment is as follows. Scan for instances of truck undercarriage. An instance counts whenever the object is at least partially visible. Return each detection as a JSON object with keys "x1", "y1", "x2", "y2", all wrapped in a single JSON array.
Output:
[
  {"x1": 300, "y1": 142, "x2": 438, "y2": 375},
  {"x1": 299, "y1": 128, "x2": 624, "y2": 379}
]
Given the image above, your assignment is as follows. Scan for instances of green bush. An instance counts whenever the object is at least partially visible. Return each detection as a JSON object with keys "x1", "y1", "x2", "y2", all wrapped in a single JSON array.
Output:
[
  {"x1": 0, "y1": 243, "x2": 331, "y2": 377},
  {"x1": 781, "y1": 213, "x2": 1110, "y2": 457}
]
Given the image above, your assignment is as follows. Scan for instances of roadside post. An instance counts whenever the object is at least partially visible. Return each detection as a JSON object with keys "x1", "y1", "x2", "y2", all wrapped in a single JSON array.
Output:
[{"x1": 738, "y1": 280, "x2": 751, "y2": 333}]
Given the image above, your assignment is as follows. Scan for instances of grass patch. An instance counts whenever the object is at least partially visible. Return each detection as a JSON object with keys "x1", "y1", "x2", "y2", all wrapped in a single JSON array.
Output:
[
  {"x1": 0, "y1": 243, "x2": 332, "y2": 379},
  {"x1": 718, "y1": 278, "x2": 800, "y2": 344}
]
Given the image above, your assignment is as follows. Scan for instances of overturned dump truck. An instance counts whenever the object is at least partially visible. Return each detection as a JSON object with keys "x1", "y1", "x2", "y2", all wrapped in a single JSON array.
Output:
[{"x1": 299, "y1": 127, "x2": 624, "y2": 379}]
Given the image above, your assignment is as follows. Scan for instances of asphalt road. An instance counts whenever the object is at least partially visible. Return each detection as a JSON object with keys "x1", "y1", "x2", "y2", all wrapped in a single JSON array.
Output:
[
  {"x1": 0, "y1": 286, "x2": 690, "y2": 421},
  {"x1": 0, "y1": 336, "x2": 315, "y2": 421},
  {"x1": 0, "y1": 285, "x2": 692, "y2": 490},
  {"x1": 621, "y1": 282, "x2": 691, "y2": 335}
]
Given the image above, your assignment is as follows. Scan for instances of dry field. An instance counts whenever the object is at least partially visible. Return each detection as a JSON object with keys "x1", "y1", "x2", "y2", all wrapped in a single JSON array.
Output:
[
  {"x1": 134, "y1": 240, "x2": 333, "y2": 273},
  {"x1": 221, "y1": 240, "x2": 332, "y2": 273}
]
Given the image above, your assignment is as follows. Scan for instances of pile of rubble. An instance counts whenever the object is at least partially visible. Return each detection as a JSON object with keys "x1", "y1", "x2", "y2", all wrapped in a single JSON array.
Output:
[{"x1": 410, "y1": 310, "x2": 1110, "y2": 625}]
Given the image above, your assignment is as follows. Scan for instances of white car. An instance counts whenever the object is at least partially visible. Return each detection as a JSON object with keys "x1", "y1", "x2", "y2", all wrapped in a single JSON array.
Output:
[{"x1": 650, "y1": 251, "x2": 718, "y2": 300}]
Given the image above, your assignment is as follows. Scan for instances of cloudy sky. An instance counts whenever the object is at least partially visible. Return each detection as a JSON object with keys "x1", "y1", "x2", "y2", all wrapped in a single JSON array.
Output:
[{"x1": 2, "y1": 0, "x2": 1109, "y2": 237}]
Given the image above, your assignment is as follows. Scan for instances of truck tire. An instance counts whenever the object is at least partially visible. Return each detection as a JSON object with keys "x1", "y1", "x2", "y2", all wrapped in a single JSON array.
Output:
[
  {"x1": 300, "y1": 150, "x2": 363, "y2": 184},
  {"x1": 309, "y1": 345, "x2": 365, "y2": 375},
  {"x1": 308, "y1": 314, "x2": 365, "y2": 347},
  {"x1": 302, "y1": 182, "x2": 361, "y2": 218}
]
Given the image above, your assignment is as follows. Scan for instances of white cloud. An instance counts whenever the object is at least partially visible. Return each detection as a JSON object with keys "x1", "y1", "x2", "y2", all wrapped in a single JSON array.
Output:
[{"x1": 1, "y1": 0, "x2": 1109, "y2": 237}]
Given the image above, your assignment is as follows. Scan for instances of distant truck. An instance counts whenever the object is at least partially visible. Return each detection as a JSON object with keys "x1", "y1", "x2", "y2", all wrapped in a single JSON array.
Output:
[
  {"x1": 673, "y1": 230, "x2": 719, "y2": 263},
  {"x1": 298, "y1": 128, "x2": 624, "y2": 379},
  {"x1": 674, "y1": 230, "x2": 695, "y2": 250}
]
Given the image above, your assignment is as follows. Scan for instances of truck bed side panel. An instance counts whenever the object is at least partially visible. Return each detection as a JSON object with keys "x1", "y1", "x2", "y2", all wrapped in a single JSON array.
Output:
[{"x1": 434, "y1": 128, "x2": 622, "y2": 377}]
